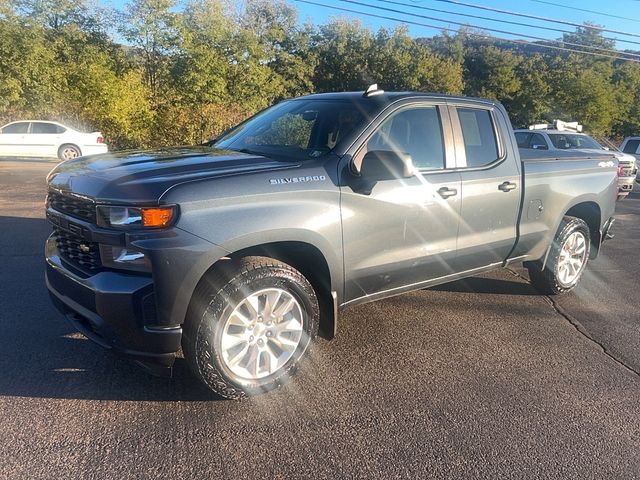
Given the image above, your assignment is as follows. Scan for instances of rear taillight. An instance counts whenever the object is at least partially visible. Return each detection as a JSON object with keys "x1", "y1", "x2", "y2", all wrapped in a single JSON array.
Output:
[
  {"x1": 97, "y1": 136, "x2": 104, "y2": 144},
  {"x1": 617, "y1": 166, "x2": 623, "y2": 176}
]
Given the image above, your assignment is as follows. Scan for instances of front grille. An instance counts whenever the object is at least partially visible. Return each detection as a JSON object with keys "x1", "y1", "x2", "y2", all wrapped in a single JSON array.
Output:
[
  {"x1": 53, "y1": 228, "x2": 102, "y2": 272},
  {"x1": 47, "y1": 190, "x2": 96, "y2": 223}
]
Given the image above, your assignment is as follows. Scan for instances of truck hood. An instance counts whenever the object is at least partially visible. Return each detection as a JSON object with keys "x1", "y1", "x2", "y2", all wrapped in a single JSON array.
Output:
[{"x1": 47, "y1": 147, "x2": 300, "y2": 204}]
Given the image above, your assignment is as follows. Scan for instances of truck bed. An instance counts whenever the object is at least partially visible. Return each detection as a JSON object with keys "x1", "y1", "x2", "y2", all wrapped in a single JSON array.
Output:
[{"x1": 511, "y1": 149, "x2": 618, "y2": 263}]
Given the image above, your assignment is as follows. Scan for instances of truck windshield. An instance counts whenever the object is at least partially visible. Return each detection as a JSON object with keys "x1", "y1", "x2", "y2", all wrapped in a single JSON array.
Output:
[
  {"x1": 547, "y1": 133, "x2": 604, "y2": 150},
  {"x1": 214, "y1": 99, "x2": 371, "y2": 160}
]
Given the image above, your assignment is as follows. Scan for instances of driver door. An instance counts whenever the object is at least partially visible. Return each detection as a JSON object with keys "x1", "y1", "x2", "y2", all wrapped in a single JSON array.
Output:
[{"x1": 340, "y1": 102, "x2": 461, "y2": 304}]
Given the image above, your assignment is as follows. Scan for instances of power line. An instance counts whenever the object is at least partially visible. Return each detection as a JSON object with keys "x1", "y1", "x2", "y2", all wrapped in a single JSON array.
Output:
[
  {"x1": 427, "y1": 0, "x2": 640, "y2": 39},
  {"x1": 294, "y1": 0, "x2": 640, "y2": 63},
  {"x1": 529, "y1": 0, "x2": 640, "y2": 25},
  {"x1": 378, "y1": 0, "x2": 640, "y2": 48},
  {"x1": 343, "y1": 0, "x2": 640, "y2": 59}
]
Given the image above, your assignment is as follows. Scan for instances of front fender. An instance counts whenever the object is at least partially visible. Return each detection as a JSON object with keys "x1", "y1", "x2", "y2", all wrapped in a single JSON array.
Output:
[{"x1": 180, "y1": 197, "x2": 342, "y2": 286}]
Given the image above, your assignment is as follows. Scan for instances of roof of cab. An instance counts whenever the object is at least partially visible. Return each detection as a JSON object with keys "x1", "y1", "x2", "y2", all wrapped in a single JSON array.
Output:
[{"x1": 291, "y1": 90, "x2": 498, "y2": 106}]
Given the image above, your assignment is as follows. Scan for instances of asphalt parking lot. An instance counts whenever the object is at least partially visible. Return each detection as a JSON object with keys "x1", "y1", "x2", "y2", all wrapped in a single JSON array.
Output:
[{"x1": 1, "y1": 158, "x2": 639, "y2": 479}]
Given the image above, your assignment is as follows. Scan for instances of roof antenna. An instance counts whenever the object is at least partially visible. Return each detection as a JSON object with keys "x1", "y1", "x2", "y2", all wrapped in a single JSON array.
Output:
[{"x1": 363, "y1": 84, "x2": 384, "y2": 98}]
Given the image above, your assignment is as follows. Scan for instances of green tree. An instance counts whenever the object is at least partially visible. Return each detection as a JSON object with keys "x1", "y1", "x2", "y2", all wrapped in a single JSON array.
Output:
[
  {"x1": 369, "y1": 26, "x2": 462, "y2": 93},
  {"x1": 121, "y1": 0, "x2": 179, "y2": 100},
  {"x1": 547, "y1": 55, "x2": 617, "y2": 134},
  {"x1": 562, "y1": 22, "x2": 615, "y2": 50},
  {"x1": 172, "y1": 0, "x2": 232, "y2": 106},
  {"x1": 505, "y1": 54, "x2": 552, "y2": 128},
  {"x1": 463, "y1": 44, "x2": 522, "y2": 102},
  {"x1": 611, "y1": 62, "x2": 640, "y2": 138},
  {"x1": 312, "y1": 19, "x2": 375, "y2": 91},
  {"x1": 0, "y1": 13, "x2": 61, "y2": 118},
  {"x1": 242, "y1": 0, "x2": 315, "y2": 98}
]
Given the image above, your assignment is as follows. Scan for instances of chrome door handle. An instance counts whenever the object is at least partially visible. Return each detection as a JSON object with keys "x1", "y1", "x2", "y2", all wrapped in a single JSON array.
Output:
[
  {"x1": 437, "y1": 186, "x2": 458, "y2": 199},
  {"x1": 498, "y1": 181, "x2": 517, "y2": 192}
]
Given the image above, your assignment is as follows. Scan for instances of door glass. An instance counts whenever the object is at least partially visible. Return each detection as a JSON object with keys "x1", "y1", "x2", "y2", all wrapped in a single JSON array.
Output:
[
  {"x1": 515, "y1": 132, "x2": 531, "y2": 148},
  {"x1": 367, "y1": 106, "x2": 445, "y2": 170},
  {"x1": 32, "y1": 122, "x2": 62, "y2": 134},
  {"x1": 622, "y1": 139, "x2": 640, "y2": 154},
  {"x1": 2, "y1": 123, "x2": 29, "y2": 134},
  {"x1": 530, "y1": 133, "x2": 547, "y2": 149},
  {"x1": 458, "y1": 108, "x2": 499, "y2": 167}
]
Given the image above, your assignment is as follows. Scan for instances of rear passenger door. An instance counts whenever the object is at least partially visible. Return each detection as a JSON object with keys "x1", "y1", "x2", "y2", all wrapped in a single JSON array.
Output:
[
  {"x1": 449, "y1": 105, "x2": 521, "y2": 271},
  {"x1": 30, "y1": 122, "x2": 64, "y2": 158}
]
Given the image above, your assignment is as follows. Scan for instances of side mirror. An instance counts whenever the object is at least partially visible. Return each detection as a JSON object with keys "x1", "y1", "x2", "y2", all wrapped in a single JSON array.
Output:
[{"x1": 359, "y1": 150, "x2": 415, "y2": 181}]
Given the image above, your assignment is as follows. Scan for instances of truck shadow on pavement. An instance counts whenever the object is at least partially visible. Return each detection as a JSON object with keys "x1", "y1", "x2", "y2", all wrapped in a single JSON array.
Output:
[
  {"x1": 0, "y1": 215, "x2": 218, "y2": 402},
  {"x1": 429, "y1": 276, "x2": 539, "y2": 296}
]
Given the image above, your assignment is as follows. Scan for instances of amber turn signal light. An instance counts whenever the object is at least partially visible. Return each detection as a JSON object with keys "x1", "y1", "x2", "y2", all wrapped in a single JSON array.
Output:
[{"x1": 141, "y1": 207, "x2": 175, "y2": 228}]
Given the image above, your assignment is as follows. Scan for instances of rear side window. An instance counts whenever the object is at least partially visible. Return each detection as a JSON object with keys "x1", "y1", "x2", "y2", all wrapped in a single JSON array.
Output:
[
  {"x1": 457, "y1": 108, "x2": 499, "y2": 167},
  {"x1": 32, "y1": 122, "x2": 64, "y2": 134},
  {"x1": 622, "y1": 139, "x2": 640, "y2": 154},
  {"x1": 1, "y1": 122, "x2": 29, "y2": 134},
  {"x1": 367, "y1": 106, "x2": 445, "y2": 170}
]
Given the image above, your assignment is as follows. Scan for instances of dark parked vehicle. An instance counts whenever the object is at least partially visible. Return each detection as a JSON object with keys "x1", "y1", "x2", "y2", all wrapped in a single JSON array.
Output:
[{"x1": 46, "y1": 87, "x2": 618, "y2": 398}]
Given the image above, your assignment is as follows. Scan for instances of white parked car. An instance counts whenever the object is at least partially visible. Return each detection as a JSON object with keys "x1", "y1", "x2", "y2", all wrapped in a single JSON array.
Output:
[{"x1": 0, "y1": 120, "x2": 108, "y2": 160}]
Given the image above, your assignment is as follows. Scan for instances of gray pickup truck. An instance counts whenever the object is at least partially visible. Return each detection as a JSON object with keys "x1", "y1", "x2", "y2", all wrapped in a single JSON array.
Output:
[{"x1": 45, "y1": 87, "x2": 617, "y2": 398}]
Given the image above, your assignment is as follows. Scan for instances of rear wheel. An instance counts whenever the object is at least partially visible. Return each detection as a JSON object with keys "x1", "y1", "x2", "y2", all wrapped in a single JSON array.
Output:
[
  {"x1": 183, "y1": 256, "x2": 319, "y2": 399},
  {"x1": 58, "y1": 144, "x2": 81, "y2": 161},
  {"x1": 527, "y1": 216, "x2": 590, "y2": 295}
]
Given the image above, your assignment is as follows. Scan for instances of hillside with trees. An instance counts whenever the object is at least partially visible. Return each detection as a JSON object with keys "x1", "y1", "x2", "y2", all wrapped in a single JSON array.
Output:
[{"x1": 1, "y1": 0, "x2": 639, "y2": 149}]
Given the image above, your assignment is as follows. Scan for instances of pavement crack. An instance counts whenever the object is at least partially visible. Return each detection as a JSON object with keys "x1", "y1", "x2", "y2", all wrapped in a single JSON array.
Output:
[{"x1": 506, "y1": 268, "x2": 640, "y2": 379}]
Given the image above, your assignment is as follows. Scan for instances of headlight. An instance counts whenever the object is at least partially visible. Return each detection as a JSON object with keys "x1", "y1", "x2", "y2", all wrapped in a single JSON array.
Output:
[
  {"x1": 100, "y1": 245, "x2": 151, "y2": 272},
  {"x1": 97, "y1": 205, "x2": 177, "y2": 229}
]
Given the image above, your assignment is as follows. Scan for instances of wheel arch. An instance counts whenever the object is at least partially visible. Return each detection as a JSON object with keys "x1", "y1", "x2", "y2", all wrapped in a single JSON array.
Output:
[
  {"x1": 527, "y1": 199, "x2": 603, "y2": 271},
  {"x1": 186, "y1": 240, "x2": 339, "y2": 340},
  {"x1": 564, "y1": 201, "x2": 601, "y2": 259}
]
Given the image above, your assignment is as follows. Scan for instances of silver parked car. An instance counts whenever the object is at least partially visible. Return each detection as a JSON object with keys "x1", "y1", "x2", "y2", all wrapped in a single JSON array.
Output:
[{"x1": 515, "y1": 127, "x2": 637, "y2": 200}]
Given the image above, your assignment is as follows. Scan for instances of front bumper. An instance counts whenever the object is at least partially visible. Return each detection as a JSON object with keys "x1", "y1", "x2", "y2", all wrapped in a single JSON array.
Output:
[{"x1": 46, "y1": 237, "x2": 182, "y2": 376}]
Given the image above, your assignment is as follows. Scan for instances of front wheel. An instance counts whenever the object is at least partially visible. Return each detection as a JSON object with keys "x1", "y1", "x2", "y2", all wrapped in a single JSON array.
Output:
[
  {"x1": 527, "y1": 216, "x2": 591, "y2": 295},
  {"x1": 183, "y1": 256, "x2": 319, "y2": 399}
]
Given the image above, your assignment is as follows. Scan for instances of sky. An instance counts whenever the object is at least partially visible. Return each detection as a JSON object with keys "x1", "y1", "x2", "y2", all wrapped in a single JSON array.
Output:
[{"x1": 105, "y1": 0, "x2": 640, "y2": 50}]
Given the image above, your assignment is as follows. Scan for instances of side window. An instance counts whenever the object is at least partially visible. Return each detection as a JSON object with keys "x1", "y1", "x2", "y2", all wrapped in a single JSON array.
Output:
[
  {"x1": 367, "y1": 106, "x2": 445, "y2": 170},
  {"x1": 32, "y1": 122, "x2": 62, "y2": 134},
  {"x1": 515, "y1": 132, "x2": 531, "y2": 148},
  {"x1": 622, "y1": 139, "x2": 640, "y2": 154},
  {"x1": 530, "y1": 133, "x2": 547, "y2": 149},
  {"x1": 457, "y1": 108, "x2": 499, "y2": 167},
  {"x1": 1, "y1": 122, "x2": 29, "y2": 134}
]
